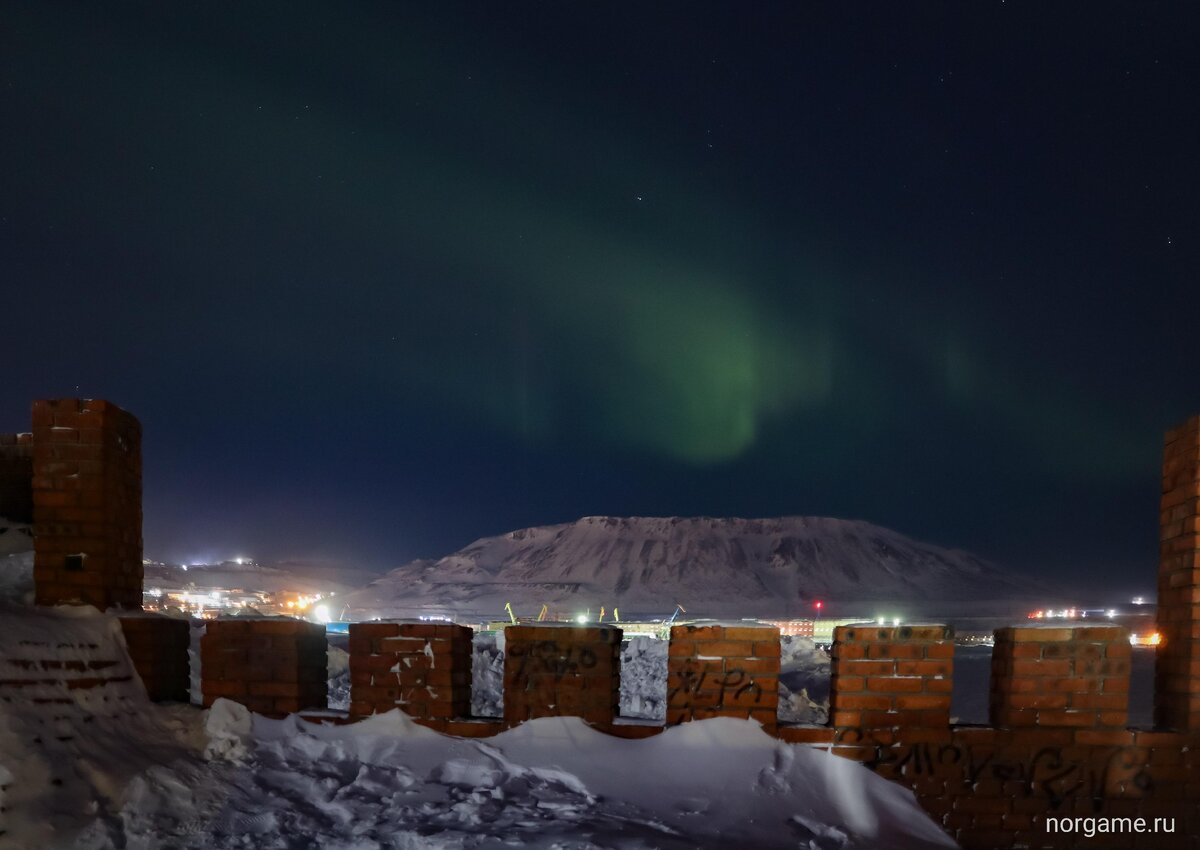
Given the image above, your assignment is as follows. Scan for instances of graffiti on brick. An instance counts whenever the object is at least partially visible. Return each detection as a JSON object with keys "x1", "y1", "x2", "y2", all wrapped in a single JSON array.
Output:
[
  {"x1": 837, "y1": 728, "x2": 1153, "y2": 812},
  {"x1": 509, "y1": 640, "x2": 598, "y2": 682},
  {"x1": 668, "y1": 662, "x2": 765, "y2": 708}
]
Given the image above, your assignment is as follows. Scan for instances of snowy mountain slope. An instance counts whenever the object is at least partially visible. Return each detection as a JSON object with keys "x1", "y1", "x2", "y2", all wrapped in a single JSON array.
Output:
[{"x1": 341, "y1": 515, "x2": 1050, "y2": 620}]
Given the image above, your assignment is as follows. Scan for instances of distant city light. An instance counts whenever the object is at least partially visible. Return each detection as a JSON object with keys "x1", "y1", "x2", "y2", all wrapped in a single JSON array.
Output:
[
  {"x1": 1131, "y1": 596, "x2": 1146, "y2": 605},
  {"x1": 313, "y1": 604, "x2": 331, "y2": 624},
  {"x1": 576, "y1": 613, "x2": 588, "y2": 624},
  {"x1": 892, "y1": 618, "x2": 900, "y2": 627}
]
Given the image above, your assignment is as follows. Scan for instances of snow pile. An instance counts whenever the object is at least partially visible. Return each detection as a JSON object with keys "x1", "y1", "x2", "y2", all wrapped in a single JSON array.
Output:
[
  {"x1": 187, "y1": 619, "x2": 206, "y2": 704},
  {"x1": 0, "y1": 550, "x2": 33, "y2": 605},
  {"x1": 110, "y1": 703, "x2": 955, "y2": 849},
  {"x1": 327, "y1": 645, "x2": 351, "y2": 711},
  {"x1": 0, "y1": 605, "x2": 953, "y2": 848},
  {"x1": 620, "y1": 635, "x2": 668, "y2": 720},
  {"x1": 0, "y1": 605, "x2": 204, "y2": 848},
  {"x1": 0, "y1": 519, "x2": 33, "y2": 605},
  {"x1": 779, "y1": 636, "x2": 832, "y2": 725},
  {"x1": 472, "y1": 630, "x2": 504, "y2": 718}
]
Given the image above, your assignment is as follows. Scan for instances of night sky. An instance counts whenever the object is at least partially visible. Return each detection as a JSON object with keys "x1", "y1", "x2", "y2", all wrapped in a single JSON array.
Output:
[{"x1": 2, "y1": 3, "x2": 1198, "y2": 592}]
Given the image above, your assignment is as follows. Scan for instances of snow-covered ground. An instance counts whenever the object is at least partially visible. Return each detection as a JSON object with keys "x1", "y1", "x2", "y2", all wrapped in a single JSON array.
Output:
[
  {"x1": 0, "y1": 605, "x2": 954, "y2": 849},
  {"x1": 779, "y1": 636, "x2": 831, "y2": 725},
  {"x1": 620, "y1": 636, "x2": 668, "y2": 720}
]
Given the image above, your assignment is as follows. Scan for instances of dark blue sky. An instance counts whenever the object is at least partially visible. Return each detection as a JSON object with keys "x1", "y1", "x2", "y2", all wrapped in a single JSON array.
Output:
[{"x1": 2, "y1": 3, "x2": 1197, "y2": 591}]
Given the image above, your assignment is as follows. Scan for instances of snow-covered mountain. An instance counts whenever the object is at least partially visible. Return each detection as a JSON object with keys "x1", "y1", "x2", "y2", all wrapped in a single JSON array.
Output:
[{"x1": 341, "y1": 516, "x2": 1051, "y2": 620}]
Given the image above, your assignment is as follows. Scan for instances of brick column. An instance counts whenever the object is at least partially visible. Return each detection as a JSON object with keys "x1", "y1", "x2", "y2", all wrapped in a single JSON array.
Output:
[
  {"x1": 1157, "y1": 415, "x2": 1200, "y2": 731},
  {"x1": 990, "y1": 626, "x2": 1129, "y2": 729},
  {"x1": 348, "y1": 622, "x2": 472, "y2": 722},
  {"x1": 32, "y1": 399, "x2": 142, "y2": 610},
  {"x1": 667, "y1": 623, "x2": 780, "y2": 732},
  {"x1": 504, "y1": 625, "x2": 621, "y2": 725},
  {"x1": 119, "y1": 615, "x2": 190, "y2": 702},
  {"x1": 201, "y1": 619, "x2": 326, "y2": 716},
  {"x1": 830, "y1": 624, "x2": 953, "y2": 739},
  {"x1": 0, "y1": 432, "x2": 32, "y2": 523}
]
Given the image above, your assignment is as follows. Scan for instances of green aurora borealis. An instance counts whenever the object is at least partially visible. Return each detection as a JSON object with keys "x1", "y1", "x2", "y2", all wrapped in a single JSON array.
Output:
[{"x1": 2, "y1": 3, "x2": 1196, "y2": 587}]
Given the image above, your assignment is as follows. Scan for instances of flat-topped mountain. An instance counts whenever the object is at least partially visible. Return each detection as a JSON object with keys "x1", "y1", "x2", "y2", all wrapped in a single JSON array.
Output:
[{"x1": 341, "y1": 516, "x2": 1050, "y2": 620}]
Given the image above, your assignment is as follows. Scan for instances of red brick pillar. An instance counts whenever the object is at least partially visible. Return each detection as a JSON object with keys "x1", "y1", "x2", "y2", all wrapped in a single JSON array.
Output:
[
  {"x1": 990, "y1": 626, "x2": 1129, "y2": 728},
  {"x1": 830, "y1": 624, "x2": 953, "y2": 740},
  {"x1": 119, "y1": 615, "x2": 191, "y2": 702},
  {"x1": 348, "y1": 622, "x2": 472, "y2": 723},
  {"x1": 1157, "y1": 415, "x2": 1200, "y2": 731},
  {"x1": 503, "y1": 625, "x2": 621, "y2": 725},
  {"x1": 32, "y1": 399, "x2": 142, "y2": 610},
  {"x1": 0, "y1": 432, "x2": 32, "y2": 523},
  {"x1": 667, "y1": 623, "x2": 780, "y2": 732},
  {"x1": 201, "y1": 619, "x2": 327, "y2": 716}
]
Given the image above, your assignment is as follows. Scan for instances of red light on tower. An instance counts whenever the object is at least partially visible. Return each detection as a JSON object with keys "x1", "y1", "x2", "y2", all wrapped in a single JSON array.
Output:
[{"x1": 815, "y1": 601, "x2": 823, "y2": 612}]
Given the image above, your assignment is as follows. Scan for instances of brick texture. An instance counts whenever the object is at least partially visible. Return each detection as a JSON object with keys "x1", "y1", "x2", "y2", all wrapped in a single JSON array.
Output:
[
  {"x1": 201, "y1": 618, "x2": 326, "y2": 716},
  {"x1": 830, "y1": 624, "x2": 954, "y2": 736},
  {"x1": 504, "y1": 625, "x2": 621, "y2": 725},
  {"x1": 990, "y1": 626, "x2": 1130, "y2": 729},
  {"x1": 32, "y1": 398, "x2": 143, "y2": 610},
  {"x1": 667, "y1": 623, "x2": 781, "y2": 731},
  {"x1": 348, "y1": 621, "x2": 472, "y2": 720},
  {"x1": 1157, "y1": 415, "x2": 1200, "y2": 731},
  {"x1": 119, "y1": 615, "x2": 190, "y2": 702}
]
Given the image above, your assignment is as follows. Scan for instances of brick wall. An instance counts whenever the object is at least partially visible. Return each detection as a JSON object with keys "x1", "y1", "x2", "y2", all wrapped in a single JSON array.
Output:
[
  {"x1": 815, "y1": 624, "x2": 1200, "y2": 850},
  {"x1": 32, "y1": 399, "x2": 142, "y2": 610},
  {"x1": 0, "y1": 432, "x2": 32, "y2": 523},
  {"x1": 504, "y1": 625, "x2": 621, "y2": 725},
  {"x1": 119, "y1": 615, "x2": 190, "y2": 702},
  {"x1": 991, "y1": 626, "x2": 1129, "y2": 729},
  {"x1": 829, "y1": 624, "x2": 953, "y2": 745},
  {"x1": 1157, "y1": 414, "x2": 1200, "y2": 731},
  {"x1": 348, "y1": 622, "x2": 472, "y2": 720},
  {"x1": 667, "y1": 622, "x2": 780, "y2": 731},
  {"x1": 201, "y1": 619, "x2": 326, "y2": 716}
]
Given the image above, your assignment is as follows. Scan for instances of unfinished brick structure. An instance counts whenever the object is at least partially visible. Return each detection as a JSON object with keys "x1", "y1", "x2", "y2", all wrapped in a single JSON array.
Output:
[
  {"x1": 201, "y1": 619, "x2": 327, "y2": 716},
  {"x1": 667, "y1": 622, "x2": 780, "y2": 731},
  {"x1": 118, "y1": 615, "x2": 191, "y2": 702},
  {"x1": 31, "y1": 398, "x2": 143, "y2": 610},
  {"x1": 10, "y1": 397, "x2": 1200, "y2": 848},
  {"x1": 348, "y1": 621, "x2": 472, "y2": 720},
  {"x1": 503, "y1": 625, "x2": 621, "y2": 725},
  {"x1": 829, "y1": 624, "x2": 953, "y2": 739},
  {"x1": 990, "y1": 626, "x2": 1129, "y2": 729},
  {"x1": 1157, "y1": 414, "x2": 1200, "y2": 732}
]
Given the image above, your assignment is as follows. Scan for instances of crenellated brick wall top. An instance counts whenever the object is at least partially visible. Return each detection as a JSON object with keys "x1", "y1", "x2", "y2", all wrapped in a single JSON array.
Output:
[
  {"x1": 504, "y1": 624, "x2": 622, "y2": 725},
  {"x1": 201, "y1": 618, "x2": 327, "y2": 716},
  {"x1": 667, "y1": 622, "x2": 781, "y2": 730},
  {"x1": 348, "y1": 621, "x2": 472, "y2": 719},
  {"x1": 990, "y1": 625, "x2": 1130, "y2": 729}
]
